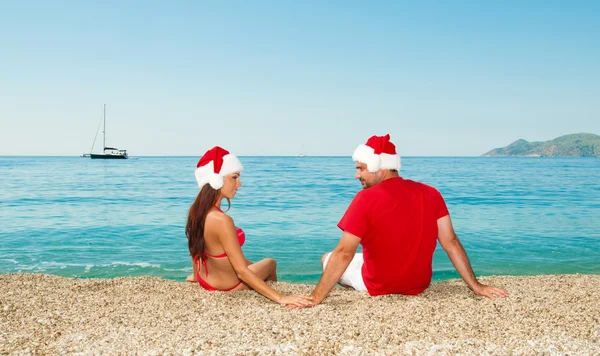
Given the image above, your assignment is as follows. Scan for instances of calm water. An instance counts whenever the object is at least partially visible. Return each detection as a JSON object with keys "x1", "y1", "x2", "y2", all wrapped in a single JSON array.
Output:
[{"x1": 1, "y1": 156, "x2": 599, "y2": 283}]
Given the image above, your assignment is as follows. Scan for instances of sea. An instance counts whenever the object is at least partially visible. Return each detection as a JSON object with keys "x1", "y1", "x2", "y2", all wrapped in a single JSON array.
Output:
[{"x1": 1, "y1": 156, "x2": 599, "y2": 284}]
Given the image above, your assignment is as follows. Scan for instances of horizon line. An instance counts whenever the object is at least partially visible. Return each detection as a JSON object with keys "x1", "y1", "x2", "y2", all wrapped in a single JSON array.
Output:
[{"x1": 0, "y1": 154, "x2": 578, "y2": 158}]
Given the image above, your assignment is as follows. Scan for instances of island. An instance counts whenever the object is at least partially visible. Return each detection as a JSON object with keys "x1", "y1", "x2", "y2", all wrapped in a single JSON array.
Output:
[{"x1": 482, "y1": 133, "x2": 600, "y2": 157}]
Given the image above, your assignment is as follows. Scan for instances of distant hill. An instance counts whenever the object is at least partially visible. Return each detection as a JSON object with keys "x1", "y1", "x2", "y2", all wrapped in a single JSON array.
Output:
[{"x1": 483, "y1": 133, "x2": 600, "y2": 157}]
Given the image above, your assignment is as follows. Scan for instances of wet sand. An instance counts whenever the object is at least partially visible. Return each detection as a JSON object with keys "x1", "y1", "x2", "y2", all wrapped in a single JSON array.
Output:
[{"x1": 1, "y1": 273, "x2": 599, "y2": 354}]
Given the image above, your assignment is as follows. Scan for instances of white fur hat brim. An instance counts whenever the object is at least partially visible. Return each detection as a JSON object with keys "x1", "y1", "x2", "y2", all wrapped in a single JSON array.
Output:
[
  {"x1": 195, "y1": 154, "x2": 243, "y2": 190},
  {"x1": 352, "y1": 144, "x2": 401, "y2": 172}
]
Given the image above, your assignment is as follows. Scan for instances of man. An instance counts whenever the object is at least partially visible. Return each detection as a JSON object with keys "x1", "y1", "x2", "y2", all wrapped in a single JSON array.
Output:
[{"x1": 305, "y1": 134, "x2": 508, "y2": 306}]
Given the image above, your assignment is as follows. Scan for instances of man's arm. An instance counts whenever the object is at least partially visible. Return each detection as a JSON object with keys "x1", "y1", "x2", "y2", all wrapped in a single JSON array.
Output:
[
  {"x1": 309, "y1": 232, "x2": 361, "y2": 305},
  {"x1": 437, "y1": 215, "x2": 509, "y2": 298}
]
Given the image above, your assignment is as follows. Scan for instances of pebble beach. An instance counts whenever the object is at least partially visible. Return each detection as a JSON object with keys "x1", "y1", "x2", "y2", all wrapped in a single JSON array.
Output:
[{"x1": 1, "y1": 273, "x2": 599, "y2": 354}]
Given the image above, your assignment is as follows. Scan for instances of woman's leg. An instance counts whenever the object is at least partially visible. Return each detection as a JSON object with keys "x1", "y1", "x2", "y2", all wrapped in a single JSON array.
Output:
[
  {"x1": 248, "y1": 258, "x2": 277, "y2": 281},
  {"x1": 232, "y1": 258, "x2": 277, "y2": 290}
]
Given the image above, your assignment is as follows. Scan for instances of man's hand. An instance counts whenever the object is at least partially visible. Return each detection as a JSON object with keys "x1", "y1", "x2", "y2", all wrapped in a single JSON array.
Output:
[
  {"x1": 287, "y1": 294, "x2": 322, "y2": 309},
  {"x1": 278, "y1": 295, "x2": 314, "y2": 308},
  {"x1": 472, "y1": 283, "x2": 509, "y2": 299}
]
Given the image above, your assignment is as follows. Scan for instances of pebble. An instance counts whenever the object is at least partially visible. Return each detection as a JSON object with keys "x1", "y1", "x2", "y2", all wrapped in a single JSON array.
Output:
[{"x1": 0, "y1": 273, "x2": 598, "y2": 354}]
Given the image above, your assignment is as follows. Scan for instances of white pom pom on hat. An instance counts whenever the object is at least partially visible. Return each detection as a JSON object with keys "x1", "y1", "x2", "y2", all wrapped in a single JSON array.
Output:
[
  {"x1": 194, "y1": 146, "x2": 243, "y2": 190},
  {"x1": 352, "y1": 134, "x2": 401, "y2": 172}
]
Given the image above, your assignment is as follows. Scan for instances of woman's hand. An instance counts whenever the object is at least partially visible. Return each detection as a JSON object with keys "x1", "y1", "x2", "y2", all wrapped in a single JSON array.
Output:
[{"x1": 277, "y1": 295, "x2": 314, "y2": 307}]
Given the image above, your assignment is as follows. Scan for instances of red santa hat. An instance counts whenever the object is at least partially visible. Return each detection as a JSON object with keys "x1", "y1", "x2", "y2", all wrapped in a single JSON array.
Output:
[
  {"x1": 352, "y1": 134, "x2": 401, "y2": 172},
  {"x1": 195, "y1": 146, "x2": 244, "y2": 190}
]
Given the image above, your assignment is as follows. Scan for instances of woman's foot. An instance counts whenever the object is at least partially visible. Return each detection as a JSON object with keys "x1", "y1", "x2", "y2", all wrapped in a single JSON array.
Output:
[{"x1": 186, "y1": 274, "x2": 197, "y2": 283}]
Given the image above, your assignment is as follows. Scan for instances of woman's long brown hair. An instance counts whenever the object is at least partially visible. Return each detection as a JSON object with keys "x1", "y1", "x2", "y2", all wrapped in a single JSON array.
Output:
[{"x1": 186, "y1": 184, "x2": 231, "y2": 259}]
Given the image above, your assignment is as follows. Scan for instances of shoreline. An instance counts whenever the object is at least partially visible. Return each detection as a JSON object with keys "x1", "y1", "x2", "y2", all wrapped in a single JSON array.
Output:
[{"x1": 2, "y1": 273, "x2": 599, "y2": 354}]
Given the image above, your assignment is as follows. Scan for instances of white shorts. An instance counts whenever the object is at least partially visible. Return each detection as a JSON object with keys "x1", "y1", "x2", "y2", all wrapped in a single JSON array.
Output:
[{"x1": 323, "y1": 252, "x2": 367, "y2": 292}]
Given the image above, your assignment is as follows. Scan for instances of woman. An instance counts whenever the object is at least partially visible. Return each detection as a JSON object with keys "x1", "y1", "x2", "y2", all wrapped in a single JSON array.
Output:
[{"x1": 186, "y1": 146, "x2": 312, "y2": 307}]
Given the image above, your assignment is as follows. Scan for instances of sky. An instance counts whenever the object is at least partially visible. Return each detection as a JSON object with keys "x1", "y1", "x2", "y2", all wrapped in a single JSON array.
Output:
[{"x1": 1, "y1": 1, "x2": 598, "y2": 156}]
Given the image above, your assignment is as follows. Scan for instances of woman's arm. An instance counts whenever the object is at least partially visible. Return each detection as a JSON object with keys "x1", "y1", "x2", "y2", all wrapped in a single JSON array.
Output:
[
  {"x1": 186, "y1": 259, "x2": 198, "y2": 282},
  {"x1": 211, "y1": 213, "x2": 312, "y2": 306}
]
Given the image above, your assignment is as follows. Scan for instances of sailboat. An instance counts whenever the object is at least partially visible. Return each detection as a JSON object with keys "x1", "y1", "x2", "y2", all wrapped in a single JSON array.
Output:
[{"x1": 86, "y1": 104, "x2": 128, "y2": 159}]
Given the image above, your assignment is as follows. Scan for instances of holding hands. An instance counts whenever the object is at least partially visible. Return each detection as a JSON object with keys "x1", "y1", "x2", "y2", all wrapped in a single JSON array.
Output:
[{"x1": 277, "y1": 294, "x2": 314, "y2": 308}]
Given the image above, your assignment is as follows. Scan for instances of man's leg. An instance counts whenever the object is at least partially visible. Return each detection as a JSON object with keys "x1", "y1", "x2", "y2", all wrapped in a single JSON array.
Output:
[
  {"x1": 321, "y1": 252, "x2": 367, "y2": 292},
  {"x1": 321, "y1": 252, "x2": 349, "y2": 288}
]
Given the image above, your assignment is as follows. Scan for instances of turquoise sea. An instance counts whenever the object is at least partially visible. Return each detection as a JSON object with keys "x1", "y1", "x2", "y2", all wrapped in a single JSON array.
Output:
[{"x1": 1, "y1": 156, "x2": 599, "y2": 284}]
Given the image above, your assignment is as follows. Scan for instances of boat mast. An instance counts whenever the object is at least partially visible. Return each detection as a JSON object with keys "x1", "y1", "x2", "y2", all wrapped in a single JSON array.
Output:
[{"x1": 103, "y1": 104, "x2": 106, "y2": 150}]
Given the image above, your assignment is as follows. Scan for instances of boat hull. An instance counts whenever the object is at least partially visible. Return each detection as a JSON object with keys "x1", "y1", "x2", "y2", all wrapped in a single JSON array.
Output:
[{"x1": 90, "y1": 154, "x2": 128, "y2": 159}]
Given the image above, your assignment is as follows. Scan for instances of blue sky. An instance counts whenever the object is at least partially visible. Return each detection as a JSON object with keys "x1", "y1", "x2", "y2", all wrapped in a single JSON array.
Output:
[{"x1": 1, "y1": 1, "x2": 598, "y2": 156}]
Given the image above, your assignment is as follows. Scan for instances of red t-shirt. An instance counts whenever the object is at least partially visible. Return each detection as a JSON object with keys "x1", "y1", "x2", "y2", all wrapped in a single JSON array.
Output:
[{"x1": 337, "y1": 177, "x2": 449, "y2": 296}]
